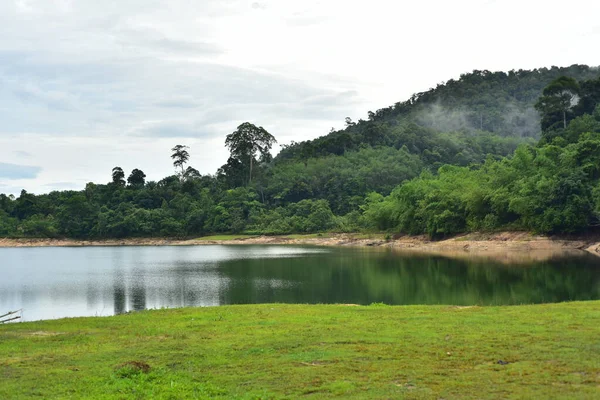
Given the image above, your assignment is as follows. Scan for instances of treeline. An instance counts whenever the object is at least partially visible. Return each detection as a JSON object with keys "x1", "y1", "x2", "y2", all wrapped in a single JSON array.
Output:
[
  {"x1": 0, "y1": 132, "x2": 526, "y2": 238},
  {"x1": 1, "y1": 66, "x2": 599, "y2": 239}
]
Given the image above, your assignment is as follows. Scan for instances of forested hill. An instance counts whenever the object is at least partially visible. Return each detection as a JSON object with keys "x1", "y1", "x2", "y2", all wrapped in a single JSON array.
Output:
[
  {"x1": 1, "y1": 65, "x2": 600, "y2": 239},
  {"x1": 277, "y1": 64, "x2": 599, "y2": 162}
]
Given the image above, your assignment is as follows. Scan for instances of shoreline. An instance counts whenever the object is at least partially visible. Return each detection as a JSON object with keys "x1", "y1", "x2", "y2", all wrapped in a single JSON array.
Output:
[{"x1": 2, "y1": 232, "x2": 600, "y2": 262}]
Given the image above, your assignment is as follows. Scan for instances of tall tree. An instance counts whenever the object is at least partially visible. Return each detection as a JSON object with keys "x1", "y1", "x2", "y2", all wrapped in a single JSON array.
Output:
[
  {"x1": 111, "y1": 167, "x2": 125, "y2": 186},
  {"x1": 225, "y1": 122, "x2": 276, "y2": 184},
  {"x1": 575, "y1": 77, "x2": 600, "y2": 116},
  {"x1": 535, "y1": 76, "x2": 580, "y2": 131},
  {"x1": 127, "y1": 169, "x2": 146, "y2": 187},
  {"x1": 171, "y1": 145, "x2": 190, "y2": 180}
]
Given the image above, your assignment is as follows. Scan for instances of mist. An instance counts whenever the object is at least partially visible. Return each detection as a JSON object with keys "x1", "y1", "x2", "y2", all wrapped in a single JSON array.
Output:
[{"x1": 415, "y1": 101, "x2": 541, "y2": 138}]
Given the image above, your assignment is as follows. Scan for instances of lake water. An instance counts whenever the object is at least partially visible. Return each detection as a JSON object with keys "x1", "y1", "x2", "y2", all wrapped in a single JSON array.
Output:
[{"x1": 1, "y1": 245, "x2": 600, "y2": 321}]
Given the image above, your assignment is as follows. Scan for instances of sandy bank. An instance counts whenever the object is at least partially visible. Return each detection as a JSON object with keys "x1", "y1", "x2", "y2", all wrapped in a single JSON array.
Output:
[{"x1": 2, "y1": 232, "x2": 599, "y2": 262}]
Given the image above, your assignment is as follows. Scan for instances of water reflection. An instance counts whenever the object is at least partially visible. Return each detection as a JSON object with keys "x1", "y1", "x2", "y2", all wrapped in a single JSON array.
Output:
[{"x1": 0, "y1": 246, "x2": 599, "y2": 321}]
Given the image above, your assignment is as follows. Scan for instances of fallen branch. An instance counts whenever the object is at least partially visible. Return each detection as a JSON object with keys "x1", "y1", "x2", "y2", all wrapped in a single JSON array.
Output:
[
  {"x1": 0, "y1": 315, "x2": 21, "y2": 323},
  {"x1": 0, "y1": 310, "x2": 19, "y2": 319},
  {"x1": 1, "y1": 310, "x2": 22, "y2": 323}
]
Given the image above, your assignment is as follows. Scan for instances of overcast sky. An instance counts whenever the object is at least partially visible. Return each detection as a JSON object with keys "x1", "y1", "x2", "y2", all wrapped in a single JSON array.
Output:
[{"x1": 1, "y1": 0, "x2": 600, "y2": 195}]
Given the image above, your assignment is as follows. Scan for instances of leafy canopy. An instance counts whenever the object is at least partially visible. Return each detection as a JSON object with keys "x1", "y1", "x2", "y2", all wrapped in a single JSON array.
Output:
[{"x1": 225, "y1": 122, "x2": 277, "y2": 183}]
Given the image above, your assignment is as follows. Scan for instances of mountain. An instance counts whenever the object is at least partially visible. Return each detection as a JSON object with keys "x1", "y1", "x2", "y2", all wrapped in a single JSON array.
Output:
[{"x1": 277, "y1": 64, "x2": 599, "y2": 161}]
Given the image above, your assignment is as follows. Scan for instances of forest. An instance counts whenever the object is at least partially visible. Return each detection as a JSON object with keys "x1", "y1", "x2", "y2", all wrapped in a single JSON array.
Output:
[{"x1": 1, "y1": 64, "x2": 599, "y2": 239}]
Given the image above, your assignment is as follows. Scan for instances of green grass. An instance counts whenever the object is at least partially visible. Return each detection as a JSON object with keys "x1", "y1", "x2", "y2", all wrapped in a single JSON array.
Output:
[
  {"x1": 1, "y1": 303, "x2": 599, "y2": 399},
  {"x1": 195, "y1": 234, "x2": 258, "y2": 241}
]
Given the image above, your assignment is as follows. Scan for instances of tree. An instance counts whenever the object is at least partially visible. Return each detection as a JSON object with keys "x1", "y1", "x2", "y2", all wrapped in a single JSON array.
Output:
[
  {"x1": 225, "y1": 122, "x2": 277, "y2": 184},
  {"x1": 183, "y1": 166, "x2": 200, "y2": 180},
  {"x1": 111, "y1": 167, "x2": 125, "y2": 186},
  {"x1": 14, "y1": 190, "x2": 38, "y2": 220},
  {"x1": 171, "y1": 145, "x2": 190, "y2": 180},
  {"x1": 55, "y1": 193, "x2": 98, "y2": 238},
  {"x1": 217, "y1": 157, "x2": 246, "y2": 188},
  {"x1": 300, "y1": 142, "x2": 315, "y2": 167},
  {"x1": 127, "y1": 169, "x2": 146, "y2": 187},
  {"x1": 574, "y1": 77, "x2": 600, "y2": 116},
  {"x1": 535, "y1": 76, "x2": 580, "y2": 131}
]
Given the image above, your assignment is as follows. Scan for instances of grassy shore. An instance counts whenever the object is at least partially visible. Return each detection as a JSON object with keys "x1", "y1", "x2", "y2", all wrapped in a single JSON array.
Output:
[{"x1": 1, "y1": 303, "x2": 599, "y2": 399}]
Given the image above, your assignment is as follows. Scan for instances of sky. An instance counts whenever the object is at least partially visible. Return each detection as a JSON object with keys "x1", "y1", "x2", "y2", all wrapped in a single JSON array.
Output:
[{"x1": 1, "y1": 0, "x2": 600, "y2": 196}]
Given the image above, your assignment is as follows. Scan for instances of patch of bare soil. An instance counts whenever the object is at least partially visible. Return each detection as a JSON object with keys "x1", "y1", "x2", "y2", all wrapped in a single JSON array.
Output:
[
  {"x1": 25, "y1": 331, "x2": 64, "y2": 337},
  {"x1": 387, "y1": 232, "x2": 600, "y2": 262},
  {"x1": 114, "y1": 361, "x2": 151, "y2": 374}
]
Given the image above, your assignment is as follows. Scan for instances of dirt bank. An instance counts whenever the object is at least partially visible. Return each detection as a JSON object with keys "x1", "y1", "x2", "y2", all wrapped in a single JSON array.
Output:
[
  {"x1": 387, "y1": 232, "x2": 600, "y2": 262},
  {"x1": 1, "y1": 232, "x2": 599, "y2": 262}
]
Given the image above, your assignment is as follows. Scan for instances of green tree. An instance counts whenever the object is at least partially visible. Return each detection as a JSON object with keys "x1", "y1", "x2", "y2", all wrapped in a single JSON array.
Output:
[
  {"x1": 535, "y1": 76, "x2": 580, "y2": 131},
  {"x1": 171, "y1": 145, "x2": 190, "y2": 181},
  {"x1": 13, "y1": 190, "x2": 38, "y2": 220},
  {"x1": 127, "y1": 169, "x2": 146, "y2": 187},
  {"x1": 21, "y1": 214, "x2": 58, "y2": 238},
  {"x1": 55, "y1": 194, "x2": 98, "y2": 238},
  {"x1": 225, "y1": 122, "x2": 277, "y2": 184},
  {"x1": 111, "y1": 167, "x2": 125, "y2": 186},
  {"x1": 183, "y1": 166, "x2": 200, "y2": 180}
]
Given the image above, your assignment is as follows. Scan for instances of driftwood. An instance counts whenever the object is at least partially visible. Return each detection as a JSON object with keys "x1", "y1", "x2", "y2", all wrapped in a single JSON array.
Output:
[
  {"x1": 0, "y1": 310, "x2": 22, "y2": 323},
  {"x1": 0, "y1": 310, "x2": 19, "y2": 319},
  {"x1": 0, "y1": 316, "x2": 21, "y2": 323}
]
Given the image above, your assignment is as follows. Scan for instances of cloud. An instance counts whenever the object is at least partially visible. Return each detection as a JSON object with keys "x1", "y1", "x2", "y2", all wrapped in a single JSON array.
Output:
[
  {"x1": 152, "y1": 38, "x2": 221, "y2": 55},
  {"x1": 285, "y1": 15, "x2": 330, "y2": 27},
  {"x1": 11, "y1": 81, "x2": 79, "y2": 111},
  {"x1": 115, "y1": 27, "x2": 223, "y2": 57},
  {"x1": 251, "y1": 2, "x2": 267, "y2": 10},
  {"x1": 42, "y1": 182, "x2": 83, "y2": 191},
  {"x1": 0, "y1": 48, "x2": 361, "y2": 140},
  {"x1": 14, "y1": 0, "x2": 35, "y2": 14},
  {"x1": 153, "y1": 98, "x2": 200, "y2": 109},
  {"x1": 0, "y1": 162, "x2": 42, "y2": 180},
  {"x1": 131, "y1": 121, "x2": 210, "y2": 138},
  {"x1": 1, "y1": 0, "x2": 599, "y2": 195},
  {"x1": 14, "y1": 150, "x2": 32, "y2": 158}
]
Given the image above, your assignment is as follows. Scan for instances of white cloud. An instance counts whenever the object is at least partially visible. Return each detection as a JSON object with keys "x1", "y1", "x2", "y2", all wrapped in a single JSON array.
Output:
[
  {"x1": 0, "y1": 162, "x2": 42, "y2": 180},
  {"x1": 1, "y1": 0, "x2": 600, "y2": 195}
]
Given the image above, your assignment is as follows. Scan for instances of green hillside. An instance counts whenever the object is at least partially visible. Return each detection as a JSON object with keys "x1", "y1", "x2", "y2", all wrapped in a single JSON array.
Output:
[
  {"x1": 278, "y1": 64, "x2": 599, "y2": 161},
  {"x1": 1, "y1": 65, "x2": 599, "y2": 238}
]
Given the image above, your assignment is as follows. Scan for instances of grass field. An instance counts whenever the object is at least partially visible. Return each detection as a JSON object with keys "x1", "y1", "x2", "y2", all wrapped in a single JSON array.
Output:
[{"x1": 1, "y1": 302, "x2": 599, "y2": 399}]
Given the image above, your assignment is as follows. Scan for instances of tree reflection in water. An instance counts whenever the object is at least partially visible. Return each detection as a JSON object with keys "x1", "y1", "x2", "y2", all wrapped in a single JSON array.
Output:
[{"x1": 1, "y1": 246, "x2": 599, "y2": 321}]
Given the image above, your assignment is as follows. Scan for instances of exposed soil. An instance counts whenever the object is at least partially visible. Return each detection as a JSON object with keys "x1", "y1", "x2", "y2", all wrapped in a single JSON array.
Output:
[
  {"x1": 1, "y1": 232, "x2": 599, "y2": 262},
  {"x1": 387, "y1": 232, "x2": 600, "y2": 262}
]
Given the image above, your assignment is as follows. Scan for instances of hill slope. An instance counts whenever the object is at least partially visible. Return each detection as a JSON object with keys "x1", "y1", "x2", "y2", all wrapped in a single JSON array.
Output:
[{"x1": 276, "y1": 64, "x2": 599, "y2": 161}]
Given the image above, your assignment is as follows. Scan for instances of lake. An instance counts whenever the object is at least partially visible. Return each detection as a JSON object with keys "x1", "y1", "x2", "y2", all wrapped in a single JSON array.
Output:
[{"x1": 1, "y1": 245, "x2": 600, "y2": 321}]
